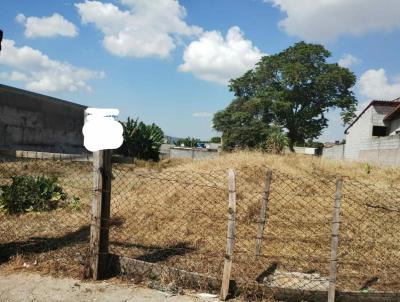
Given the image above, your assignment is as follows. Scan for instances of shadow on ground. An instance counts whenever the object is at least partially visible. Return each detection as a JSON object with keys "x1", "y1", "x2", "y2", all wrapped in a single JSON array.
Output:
[{"x1": 1, "y1": 217, "x2": 196, "y2": 272}]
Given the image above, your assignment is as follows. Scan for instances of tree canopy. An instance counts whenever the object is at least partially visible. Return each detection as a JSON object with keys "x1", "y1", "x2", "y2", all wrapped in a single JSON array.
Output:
[
  {"x1": 210, "y1": 136, "x2": 222, "y2": 143},
  {"x1": 213, "y1": 41, "x2": 357, "y2": 151}
]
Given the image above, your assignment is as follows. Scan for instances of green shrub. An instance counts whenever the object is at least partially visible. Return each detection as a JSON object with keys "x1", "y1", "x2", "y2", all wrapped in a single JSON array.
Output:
[
  {"x1": 70, "y1": 196, "x2": 82, "y2": 211},
  {"x1": 0, "y1": 175, "x2": 66, "y2": 214}
]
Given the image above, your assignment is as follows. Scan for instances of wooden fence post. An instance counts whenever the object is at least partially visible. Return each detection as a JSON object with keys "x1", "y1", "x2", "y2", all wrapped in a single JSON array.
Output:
[
  {"x1": 255, "y1": 169, "x2": 272, "y2": 258},
  {"x1": 86, "y1": 149, "x2": 112, "y2": 280},
  {"x1": 328, "y1": 177, "x2": 343, "y2": 302},
  {"x1": 220, "y1": 169, "x2": 236, "y2": 301}
]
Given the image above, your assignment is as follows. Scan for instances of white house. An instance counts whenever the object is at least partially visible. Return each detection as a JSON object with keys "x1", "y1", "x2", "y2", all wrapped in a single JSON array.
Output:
[{"x1": 343, "y1": 97, "x2": 400, "y2": 165}]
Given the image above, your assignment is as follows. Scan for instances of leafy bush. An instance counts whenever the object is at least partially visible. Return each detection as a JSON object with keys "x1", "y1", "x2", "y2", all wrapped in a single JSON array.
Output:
[
  {"x1": 0, "y1": 175, "x2": 66, "y2": 214},
  {"x1": 176, "y1": 137, "x2": 201, "y2": 147},
  {"x1": 265, "y1": 128, "x2": 288, "y2": 154},
  {"x1": 117, "y1": 117, "x2": 164, "y2": 161}
]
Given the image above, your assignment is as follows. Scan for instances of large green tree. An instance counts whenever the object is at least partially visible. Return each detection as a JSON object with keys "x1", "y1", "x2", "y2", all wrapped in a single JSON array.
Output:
[{"x1": 213, "y1": 42, "x2": 357, "y2": 151}]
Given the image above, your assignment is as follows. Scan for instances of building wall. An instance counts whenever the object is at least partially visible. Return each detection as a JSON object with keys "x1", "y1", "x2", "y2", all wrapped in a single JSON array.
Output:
[
  {"x1": 322, "y1": 144, "x2": 345, "y2": 160},
  {"x1": 344, "y1": 104, "x2": 400, "y2": 165},
  {"x1": 0, "y1": 85, "x2": 86, "y2": 154},
  {"x1": 358, "y1": 135, "x2": 400, "y2": 166},
  {"x1": 344, "y1": 106, "x2": 373, "y2": 160},
  {"x1": 324, "y1": 135, "x2": 400, "y2": 166},
  {"x1": 371, "y1": 105, "x2": 395, "y2": 126},
  {"x1": 389, "y1": 117, "x2": 400, "y2": 135}
]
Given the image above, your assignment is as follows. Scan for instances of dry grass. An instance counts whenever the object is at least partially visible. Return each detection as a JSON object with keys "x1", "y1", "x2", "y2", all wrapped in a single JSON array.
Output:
[
  {"x1": 110, "y1": 152, "x2": 400, "y2": 293},
  {"x1": 1, "y1": 152, "x2": 399, "y2": 297},
  {"x1": 171, "y1": 151, "x2": 400, "y2": 185}
]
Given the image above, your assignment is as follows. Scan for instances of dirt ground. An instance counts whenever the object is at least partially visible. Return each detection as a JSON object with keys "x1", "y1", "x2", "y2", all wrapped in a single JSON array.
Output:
[{"x1": 0, "y1": 272, "x2": 219, "y2": 302}]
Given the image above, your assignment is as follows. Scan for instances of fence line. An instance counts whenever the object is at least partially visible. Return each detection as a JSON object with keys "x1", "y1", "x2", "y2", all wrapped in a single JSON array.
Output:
[{"x1": 0, "y1": 158, "x2": 399, "y2": 301}]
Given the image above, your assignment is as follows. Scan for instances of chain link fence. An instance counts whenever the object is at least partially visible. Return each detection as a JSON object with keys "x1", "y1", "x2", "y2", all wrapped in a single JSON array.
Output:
[
  {"x1": 0, "y1": 157, "x2": 399, "y2": 300},
  {"x1": 0, "y1": 158, "x2": 92, "y2": 277},
  {"x1": 109, "y1": 165, "x2": 227, "y2": 290},
  {"x1": 338, "y1": 179, "x2": 400, "y2": 293}
]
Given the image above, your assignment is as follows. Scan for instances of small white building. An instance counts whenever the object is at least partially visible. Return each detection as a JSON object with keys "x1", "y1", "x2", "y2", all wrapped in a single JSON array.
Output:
[{"x1": 343, "y1": 97, "x2": 400, "y2": 165}]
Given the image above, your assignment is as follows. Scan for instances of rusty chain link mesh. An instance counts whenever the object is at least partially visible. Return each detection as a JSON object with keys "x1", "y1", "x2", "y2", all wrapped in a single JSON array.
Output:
[
  {"x1": 0, "y1": 158, "x2": 92, "y2": 277},
  {"x1": 109, "y1": 164, "x2": 227, "y2": 291},
  {"x1": 1, "y1": 157, "x2": 399, "y2": 300},
  {"x1": 338, "y1": 179, "x2": 400, "y2": 293},
  {"x1": 232, "y1": 167, "x2": 336, "y2": 300}
]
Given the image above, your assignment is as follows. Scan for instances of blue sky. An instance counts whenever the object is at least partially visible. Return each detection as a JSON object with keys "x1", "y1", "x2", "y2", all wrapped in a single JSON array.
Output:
[{"x1": 1, "y1": 0, "x2": 400, "y2": 141}]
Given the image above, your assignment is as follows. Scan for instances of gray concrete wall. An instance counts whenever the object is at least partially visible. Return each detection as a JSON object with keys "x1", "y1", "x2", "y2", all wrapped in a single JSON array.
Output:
[
  {"x1": 330, "y1": 135, "x2": 400, "y2": 166},
  {"x1": 357, "y1": 135, "x2": 400, "y2": 166},
  {"x1": 169, "y1": 147, "x2": 219, "y2": 160},
  {"x1": 322, "y1": 144, "x2": 345, "y2": 160},
  {"x1": 372, "y1": 105, "x2": 394, "y2": 126},
  {"x1": 0, "y1": 84, "x2": 86, "y2": 154}
]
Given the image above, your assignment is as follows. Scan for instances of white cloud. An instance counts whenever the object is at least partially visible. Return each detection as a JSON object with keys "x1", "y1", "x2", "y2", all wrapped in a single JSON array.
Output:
[
  {"x1": 338, "y1": 54, "x2": 360, "y2": 68},
  {"x1": 179, "y1": 26, "x2": 265, "y2": 84},
  {"x1": 359, "y1": 68, "x2": 400, "y2": 100},
  {"x1": 16, "y1": 13, "x2": 78, "y2": 38},
  {"x1": 0, "y1": 39, "x2": 104, "y2": 93},
  {"x1": 267, "y1": 0, "x2": 400, "y2": 42},
  {"x1": 75, "y1": 0, "x2": 202, "y2": 58},
  {"x1": 0, "y1": 71, "x2": 29, "y2": 82},
  {"x1": 193, "y1": 112, "x2": 212, "y2": 118}
]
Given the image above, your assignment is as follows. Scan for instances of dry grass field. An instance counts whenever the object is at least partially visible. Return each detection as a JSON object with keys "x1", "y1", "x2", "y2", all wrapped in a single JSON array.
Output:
[{"x1": 1, "y1": 152, "x2": 400, "y2": 295}]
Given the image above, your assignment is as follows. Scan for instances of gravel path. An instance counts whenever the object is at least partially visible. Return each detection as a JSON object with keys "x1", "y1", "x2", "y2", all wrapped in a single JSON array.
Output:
[{"x1": 0, "y1": 272, "x2": 219, "y2": 302}]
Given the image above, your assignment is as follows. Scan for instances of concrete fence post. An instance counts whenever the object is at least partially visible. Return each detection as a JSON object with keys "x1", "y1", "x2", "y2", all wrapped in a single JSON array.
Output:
[{"x1": 86, "y1": 149, "x2": 112, "y2": 280}]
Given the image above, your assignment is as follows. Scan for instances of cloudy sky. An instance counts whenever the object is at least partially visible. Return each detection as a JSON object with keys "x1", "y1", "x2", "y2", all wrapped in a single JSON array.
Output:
[{"x1": 1, "y1": 0, "x2": 400, "y2": 141}]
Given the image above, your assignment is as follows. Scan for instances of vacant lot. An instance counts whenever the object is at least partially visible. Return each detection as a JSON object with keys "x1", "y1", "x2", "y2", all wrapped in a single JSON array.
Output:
[{"x1": 1, "y1": 152, "x2": 399, "y2": 295}]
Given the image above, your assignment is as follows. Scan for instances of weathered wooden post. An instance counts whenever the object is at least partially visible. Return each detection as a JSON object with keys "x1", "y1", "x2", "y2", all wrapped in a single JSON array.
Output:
[
  {"x1": 220, "y1": 169, "x2": 237, "y2": 301},
  {"x1": 328, "y1": 177, "x2": 343, "y2": 302},
  {"x1": 255, "y1": 169, "x2": 272, "y2": 258},
  {"x1": 86, "y1": 149, "x2": 112, "y2": 280}
]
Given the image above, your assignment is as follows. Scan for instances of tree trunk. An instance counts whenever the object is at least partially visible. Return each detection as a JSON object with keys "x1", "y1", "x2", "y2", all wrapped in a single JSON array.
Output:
[
  {"x1": 287, "y1": 131, "x2": 296, "y2": 152},
  {"x1": 288, "y1": 140, "x2": 295, "y2": 152}
]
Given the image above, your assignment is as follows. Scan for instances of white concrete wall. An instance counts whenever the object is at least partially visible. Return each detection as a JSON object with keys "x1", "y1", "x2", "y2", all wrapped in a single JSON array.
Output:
[
  {"x1": 344, "y1": 107, "x2": 373, "y2": 160},
  {"x1": 322, "y1": 144, "x2": 344, "y2": 160}
]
